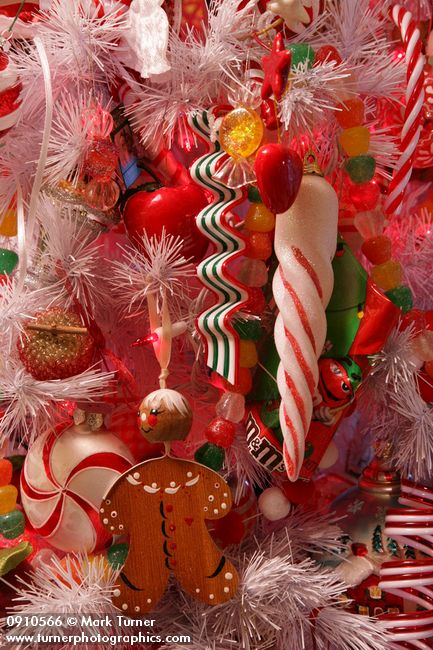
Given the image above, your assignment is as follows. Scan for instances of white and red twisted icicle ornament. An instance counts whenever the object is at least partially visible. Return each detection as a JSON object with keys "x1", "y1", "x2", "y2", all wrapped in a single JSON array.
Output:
[
  {"x1": 385, "y1": 4, "x2": 425, "y2": 216},
  {"x1": 0, "y1": 49, "x2": 22, "y2": 138},
  {"x1": 273, "y1": 156, "x2": 338, "y2": 480},
  {"x1": 379, "y1": 480, "x2": 433, "y2": 649}
]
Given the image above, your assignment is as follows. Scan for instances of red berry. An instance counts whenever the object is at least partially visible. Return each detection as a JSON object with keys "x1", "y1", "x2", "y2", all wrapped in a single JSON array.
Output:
[{"x1": 205, "y1": 417, "x2": 236, "y2": 448}]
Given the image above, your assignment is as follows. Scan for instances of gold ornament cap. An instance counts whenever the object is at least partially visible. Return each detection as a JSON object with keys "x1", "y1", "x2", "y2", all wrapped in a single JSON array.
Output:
[{"x1": 303, "y1": 151, "x2": 323, "y2": 176}]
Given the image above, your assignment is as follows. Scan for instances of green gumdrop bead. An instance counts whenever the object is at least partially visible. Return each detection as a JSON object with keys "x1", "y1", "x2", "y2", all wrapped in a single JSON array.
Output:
[
  {"x1": 0, "y1": 541, "x2": 32, "y2": 577},
  {"x1": 260, "y1": 402, "x2": 280, "y2": 429},
  {"x1": 194, "y1": 442, "x2": 224, "y2": 471},
  {"x1": 233, "y1": 318, "x2": 262, "y2": 341},
  {"x1": 287, "y1": 43, "x2": 315, "y2": 69},
  {"x1": 345, "y1": 155, "x2": 376, "y2": 184},
  {"x1": 0, "y1": 248, "x2": 18, "y2": 275},
  {"x1": 7, "y1": 455, "x2": 25, "y2": 473},
  {"x1": 247, "y1": 186, "x2": 262, "y2": 203},
  {"x1": 107, "y1": 542, "x2": 129, "y2": 569},
  {"x1": 0, "y1": 509, "x2": 25, "y2": 540},
  {"x1": 385, "y1": 284, "x2": 413, "y2": 313}
]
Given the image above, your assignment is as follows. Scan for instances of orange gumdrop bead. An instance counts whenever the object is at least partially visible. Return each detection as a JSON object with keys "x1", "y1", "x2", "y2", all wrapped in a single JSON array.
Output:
[
  {"x1": 361, "y1": 235, "x2": 392, "y2": 264},
  {"x1": 222, "y1": 367, "x2": 252, "y2": 395},
  {"x1": 244, "y1": 204, "x2": 275, "y2": 232},
  {"x1": 0, "y1": 459, "x2": 13, "y2": 487},
  {"x1": 239, "y1": 340, "x2": 258, "y2": 368},
  {"x1": 335, "y1": 98, "x2": 365, "y2": 128},
  {"x1": 247, "y1": 232, "x2": 273, "y2": 260},
  {"x1": 0, "y1": 205, "x2": 17, "y2": 237},
  {"x1": 371, "y1": 260, "x2": 402, "y2": 291},
  {"x1": 0, "y1": 484, "x2": 18, "y2": 515},
  {"x1": 339, "y1": 126, "x2": 370, "y2": 157}
]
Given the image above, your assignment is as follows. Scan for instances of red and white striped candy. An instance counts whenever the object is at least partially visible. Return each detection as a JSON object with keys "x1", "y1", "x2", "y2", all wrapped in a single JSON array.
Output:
[
  {"x1": 21, "y1": 423, "x2": 133, "y2": 553},
  {"x1": 0, "y1": 50, "x2": 22, "y2": 138},
  {"x1": 385, "y1": 5, "x2": 425, "y2": 216},
  {"x1": 379, "y1": 480, "x2": 433, "y2": 647}
]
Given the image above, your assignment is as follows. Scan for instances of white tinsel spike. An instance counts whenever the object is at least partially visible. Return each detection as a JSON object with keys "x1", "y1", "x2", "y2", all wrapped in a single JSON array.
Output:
[
  {"x1": 110, "y1": 229, "x2": 196, "y2": 321},
  {"x1": 3, "y1": 554, "x2": 127, "y2": 650},
  {"x1": 387, "y1": 210, "x2": 433, "y2": 310},
  {"x1": 224, "y1": 432, "x2": 270, "y2": 502},
  {"x1": 0, "y1": 279, "x2": 56, "y2": 353},
  {"x1": 258, "y1": 508, "x2": 344, "y2": 558},
  {"x1": 315, "y1": 606, "x2": 390, "y2": 650},
  {"x1": 0, "y1": 363, "x2": 114, "y2": 446},
  {"x1": 35, "y1": 196, "x2": 106, "y2": 314},
  {"x1": 126, "y1": 0, "x2": 260, "y2": 148},
  {"x1": 45, "y1": 91, "x2": 111, "y2": 185}
]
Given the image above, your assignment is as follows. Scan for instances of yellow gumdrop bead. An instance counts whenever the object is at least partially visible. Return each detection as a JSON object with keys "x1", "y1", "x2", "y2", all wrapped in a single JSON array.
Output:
[
  {"x1": 0, "y1": 484, "x2": 18, "y2": 515},
  {"x1": 371, "y1": 260, "x2": 402, "y2": 291},
  {"x1": 244, "y1": 204, "x2": 275, "y2": 232},
  {"x1": 239, "y1": 339, "x2": 258, "y2": 368},
  {"x1": 220, "y1": 107, "x2": 264, "y2": 160},
  {"x1": 339, "y1": 126, "x2": 370, "y2": 157},
  {"x1": 0, "y1": 205, "x2": 17, "y2": 237}
]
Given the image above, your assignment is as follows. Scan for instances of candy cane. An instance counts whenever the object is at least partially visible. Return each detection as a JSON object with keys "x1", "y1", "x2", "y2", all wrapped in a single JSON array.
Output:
[
  {"x1": 273, "y1": 166, "x2": 338, "y2": 480},
  {"x1": 385, "y1": 5, "x2": 425, "y2": 216},
  {"x1": 0, "y1": 51, "x2": 22, "y2": 138},
  {"x1": 379, "y1": 480, "x2": 433, "y2": 648},
  {"x1": 189, "y1": 110, "x2": 248, "y2": 385}
]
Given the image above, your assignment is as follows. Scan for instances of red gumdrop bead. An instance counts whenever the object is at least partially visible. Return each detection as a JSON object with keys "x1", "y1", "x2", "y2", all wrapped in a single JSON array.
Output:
[
  {"x1": 314, "y1": 45, "x2": 342, "y2": 66},
  {"x1": 246, "y1": 232, "x2": 273, "y2": 260},
  {"x1": 335, "y1": 97, "x2": 365, "y2": 128},
  {"x1": 205, "y1": 417, "x2": 237, "y2": 448},
  {"x1": 348, "y1": 180, "x2": 380, "y2": 211},
  {"x1": 400, "y1": 309, "x2": 426, "y2": 334},
  {"x1": 361, "y1": 235, "x2": 392, "y2": 264},
  {"x1": 221, "y1": 367, "x2": 253, "y2": 395},
  {"x1": 244, "y1": 287, "x2": 266, "y2": 314},
  {"x1": 0, "y1": 459, "x2": 13, "y2": 487}
]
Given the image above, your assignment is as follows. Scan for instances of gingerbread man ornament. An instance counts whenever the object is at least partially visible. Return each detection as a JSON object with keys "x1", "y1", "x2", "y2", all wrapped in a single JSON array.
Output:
[{"x1": 100, "y1": 389, "x2": 239, "y2": 614}]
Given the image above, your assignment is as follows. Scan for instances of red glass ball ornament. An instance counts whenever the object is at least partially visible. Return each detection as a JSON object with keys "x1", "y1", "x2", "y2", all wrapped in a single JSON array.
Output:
[
  {"x1": 205, "y1": 417, "x2": 236, "y2": 448},
  {"x1": 314, "y1": 45, "x2": 342, "y2": 66},
  {"x1": 254, "y1": 143, "x2": 303, "y2": 214},
  {"x1": 123, "y1": 183, "x2": 209, "y2": 263},
  {"x1": 348, "y1": 180, "x2": 380, "y2": 211}
]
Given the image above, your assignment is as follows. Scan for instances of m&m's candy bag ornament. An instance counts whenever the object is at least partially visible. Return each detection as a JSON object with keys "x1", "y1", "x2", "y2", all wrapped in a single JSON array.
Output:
[{"x1": 214, "y1": 106, "x2": 264, "y2": 188}]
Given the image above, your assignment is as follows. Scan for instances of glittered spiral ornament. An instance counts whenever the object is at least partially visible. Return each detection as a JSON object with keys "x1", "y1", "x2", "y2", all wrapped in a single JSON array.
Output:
[
  {"x1": 379, "y1": 480, "x2": 433, "y2": 647},
  {"x1": 273, "y1": 158, "x2": 338, "y2": 480},
  {"x1": 189, "y1": 110, "x2": 249, "y2": 385},
  {"x1": 384, "y1": 5, "x2": 425, "y2": 216}
]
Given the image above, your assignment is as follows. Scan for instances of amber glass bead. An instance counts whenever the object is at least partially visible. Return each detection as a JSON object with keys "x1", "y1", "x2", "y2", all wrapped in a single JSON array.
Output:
[
  {"x1": 339, "y1": 126, "x2": 370, "y2": 157},
  {"x1": 361, "y1": 235, "x2": 392, "y2": 264},
  {"x1": 239, "y1": 340, "x2": 258, "y2": 368},
  {"x1": 244, "y1": 204, "x2": 275, "y2": 232},
  {"x1": 220, "y1": 107, "x2": 264, "y2": 160},
  {"x1": 247, "y1": 232, "x2": 273, "y2": 259},
  {"x1": 371, "y1": 260, "x2": 402, "y2": 291},
  {"x1": 335, "y1": 98, "x2": 365, "y2": 128},
  {"x1": 0, "y1": 484, "x2": 18, "y2": 515},
  {"x1": 0, "y1": 204, "x2": 17, "y2": 237}
]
